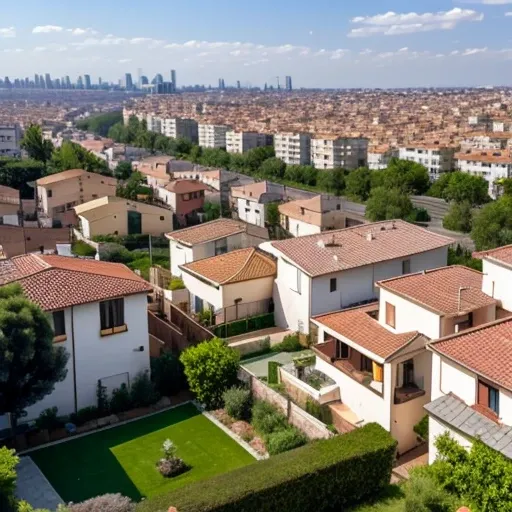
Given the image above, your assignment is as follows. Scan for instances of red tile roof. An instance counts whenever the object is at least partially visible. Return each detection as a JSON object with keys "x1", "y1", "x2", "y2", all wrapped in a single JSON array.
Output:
[
  {"x1": 0, "y1": 254, "x2": 151, "y2": 311},
  {"x1": 271, "y1": 220, "x2": 453, "y2": 277},
  {"x1": 430, "y1": 317, "x2": 512, "y2": 391},
  {"x1": 313, "y1": 304, "x2": 421, "y2": 360},
  {"x1": 166, "y1": 219, "x2": 247, "y2": 246},
  {"x1": 377, "y1": 266, "x2": 496, "y2": 316},
  {"x1": 181, "y1": 248, "x2": 276, "y2": 285},
  {"x1": 165, "y1": 180, "x2": 208, "y2": 194},
  {"x1": 477, "y1": 244, "x2": 512, "y2": 267}
]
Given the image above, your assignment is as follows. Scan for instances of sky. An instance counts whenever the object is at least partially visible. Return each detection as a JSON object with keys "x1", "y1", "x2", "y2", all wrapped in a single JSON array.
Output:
[{"x1": 2, "y1": 0, "x2": 512, "y2": 88}]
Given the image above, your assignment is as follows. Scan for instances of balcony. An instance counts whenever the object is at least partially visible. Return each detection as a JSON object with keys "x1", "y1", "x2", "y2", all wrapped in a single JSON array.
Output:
[{"x1": 394, "y1": 386, "x2": 425, "y2": 405}]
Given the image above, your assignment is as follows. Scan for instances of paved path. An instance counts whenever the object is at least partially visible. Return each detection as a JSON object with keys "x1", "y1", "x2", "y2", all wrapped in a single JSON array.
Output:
[{"x1": 15, "y1": 456, "x2": 63, "y2": 510}]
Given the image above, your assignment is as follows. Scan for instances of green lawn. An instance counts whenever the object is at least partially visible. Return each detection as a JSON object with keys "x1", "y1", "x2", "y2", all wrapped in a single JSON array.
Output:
[
  {"x1": 30, "y1": 403, "x2": 254, "y2": 503},
  {"x1": 347, "y1": 486, "x2": 405, "y2": 512}
]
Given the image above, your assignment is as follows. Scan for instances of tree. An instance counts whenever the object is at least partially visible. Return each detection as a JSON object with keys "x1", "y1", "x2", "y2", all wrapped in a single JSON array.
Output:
[
  {"x1": 365, "y1": 187, "x2": 414, "y2": 222},
  {"x1": 50, "y1": 140, "x2": 110, "y2": 175},
  {"x1": 259, "y1": 157, "x2": 286, "y2": 179},
  {"x1": 0, "y1": 447, "x2": 18, "y2": 511},
  {"x1": 180, "y1": 338, "x2": 239, "y2": 409},
  {"x1": 266, "y1": 202, "x2": 280, "y2": 226},
  {"x1": 199, "y1": 148, "x2": 230, "y2": 169},
  {"x1": 114, "y1": 161, "x2": 133, "y2": 180},
  {"x1": 75, "y1": 112, "x2": 123, "y2": 137},
  {"x1": 383, "y1": 158, "x2": 430, "y2": 195},
  {"x1": 20, "y1": 124, "x2": 54, "y2": 164},
  {"x1": 442, "y1": 201, "x2": 473, "y2": 233},
  {"x1": 0, "y1": 284, "x2": 69, "y2": 429},
  {"x1": 245, "y1": 146, "x2": 274, "y2": 174},
  {"x1": 189, "y1": 145, "x2": 203, "y2": 163},
  {"x1": 429, "y1": 172, "x2": 489, "y2": 206},
  {"x1": 317, "y1": 168, "x2": 345, "y2": 195},
  {"x1": 116, "y1": 171, "x2": 148, "y2": 200},
  {"x1": 203, "y1": 202, "x2": 221, "y2": 221},
  {"x1": 0, "y1": 158, "x2": 46, "y2": 199},
  {"x1": 471, "y1": 196, "x2": 512, "y2": 250},
  {"x1": 345, "y1": 167, "x2": 373, "y2": 201}
]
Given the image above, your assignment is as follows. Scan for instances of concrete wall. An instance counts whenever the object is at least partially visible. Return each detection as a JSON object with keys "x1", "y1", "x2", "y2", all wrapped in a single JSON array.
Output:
[
  {"x1": 483, "y1": 259, "x2": 512, "y2": 312},
  {"x1": 236, "y1": 198, "x2": 265, "y2": 227},
  {"x1": 440, "y1": 304, "x2": 496, "y2": 337},
  {"x1": 222, "y1": 277, "x2": 274, "y2": 307},
  {"x1": 287, "y1": 217, "x2": 321, "y2": 237}
]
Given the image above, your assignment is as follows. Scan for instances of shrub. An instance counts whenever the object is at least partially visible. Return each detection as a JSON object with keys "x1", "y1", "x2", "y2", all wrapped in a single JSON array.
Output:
[
  {"x1": 69, "y1": 406, "x2": 99, "y2": 426},
  {"x1": 97, "y1": 380, "x2": 110, "y2": 415},
  {"x1": 168, "y1": 277, "x2": 185, "y2": 291},
  {"x1": 305, "y1": 399, "x2": 333, "y2": 425},
  {"x1": 130, "y1": 371, "x2": 160, "y2": 407},
  {"x1": 157, "y1": 457, "x2": 189, "y2": 478},
  {"x1": 110, "y1": 384, "x2": 132, "y2": 414},
  {"x1": 271, "y1": 333, "x2": 302, "y2": 353},
  {"x1": 137, "y1": 423, "x2": 397, "y2": 512},
  {"x1": 266, "y1": 427, "x2": 307, "y2": 455},
  {"x1": 72, "y1": 241, "x2": 97, "y2": 258},
  {"x1": 404, "y1": 471, "x2": 455, "y2": 512},
  {"x1": 251, "y1": 401, "x2": 287, "y2": 436},
  {"x1": 151, "y1": 353, "x2": 186, "y2": 396},
  {"x1": 223, "y1": 387, "x2": 252, "y2": 421},
  {"x1": 180, "y1": 338, "x2": 240, "y2": 409},
  {"x1": 413, "y1": 415, "x2": 429, "y2": 441},
  {"x1": 65, "y1": 493, "x2": 135, "y2": 512},
  {"x1": 0, "y1": 447, "x2": 18, "y2": 512},
  {"x1": 35, "y1": 407, "x2": 61, "y2": 431},
  {"x1": 267, "y1": 362, "x2": 281, "y2": 385},
  {"x1": 98, "y1": 243, "x2": 133, "y2": 264},
  {"x1": 213, "y1": 314, "x2": 275, "y2": 338}
]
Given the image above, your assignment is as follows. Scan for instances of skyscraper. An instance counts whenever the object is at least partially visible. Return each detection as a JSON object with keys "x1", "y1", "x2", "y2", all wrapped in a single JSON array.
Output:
[
  {"x1": 84, "y1": 74, "x2": 92, "y2": 90},
  {"x1": 141, "y1": 76, "x2": 149, "y2": 86},
  {"x1": 77, "y1": 76, "x2": 84, "y2": 89},
  {"x1": 237, "y1": 80, "x2": 241, "y2": 89},
  {"x1": 45, "y1": 73, "x2": 53, "y2": 89},
  {"x1": 65, "y1": 76, "x2": 71, "y2": 88},
  {"x1": 125, "y1": 73, "x2": 133, "y2": 90},
  {"x1": 218, "y1": 78, "x2": 225, "y2": 90},
  {"x1": 285, "y1": 76, "x2": 292, "y2": 91},
  {"x1": 153, "y1": 73, "x2": 164, "y2": 85},
  {"x1": 34, "y1": 74, "x2": 40, "y2": 88},
  {"x1": 171, "y1": 69, "x2": 176, "y2": 90}
]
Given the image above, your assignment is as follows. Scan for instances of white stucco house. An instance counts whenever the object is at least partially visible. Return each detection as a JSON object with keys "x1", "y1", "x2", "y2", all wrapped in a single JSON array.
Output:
[
  {"x1": 0, "y1": 254, "x2": 152, "y2": 429},
  {"x1": 231, "y1": 181, "x2": 284, "y2": 228},
  {"x1": 180, "y1": 247, "x2": 276, "y2": 323},
  {"x1": 262, "y1": 220, "x2": 453, "y2": 334},
  {"x1": 166, "y1": 218, "x2": 269, "y2": 277},
  {"x1": 311, "y1": 265, "x2": 498, "y2": 454}
]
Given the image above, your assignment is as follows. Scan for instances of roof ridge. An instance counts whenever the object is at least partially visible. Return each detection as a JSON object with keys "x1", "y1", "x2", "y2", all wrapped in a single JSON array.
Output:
[{"x1": 221, "y1": 247, "x2": 256, "y2": 284}]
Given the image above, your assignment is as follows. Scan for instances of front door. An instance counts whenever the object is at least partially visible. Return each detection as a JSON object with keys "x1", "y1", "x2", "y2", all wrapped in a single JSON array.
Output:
[{"x1": 127, "y1": 211, "x2": 142, "y2": 234}]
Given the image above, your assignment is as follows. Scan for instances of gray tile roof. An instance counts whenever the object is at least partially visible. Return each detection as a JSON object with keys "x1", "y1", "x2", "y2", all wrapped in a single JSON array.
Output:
[{"x1": 425, "y1": 394, "x2": 512, "y2": 459}]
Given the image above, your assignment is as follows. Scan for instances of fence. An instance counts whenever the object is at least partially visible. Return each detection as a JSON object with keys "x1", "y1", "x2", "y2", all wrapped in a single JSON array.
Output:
[
  {"x1": 215, "y1": 298, "x2": 272, "y2": 325},
  {"x1": 238, "y1": 367, "x2": 332, "y2": 440}
]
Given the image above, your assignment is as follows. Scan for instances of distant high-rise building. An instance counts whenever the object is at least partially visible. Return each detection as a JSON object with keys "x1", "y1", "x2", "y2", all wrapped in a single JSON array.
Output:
[
  {"x1": 153, "y1": 73, "x2": 164, "y2": 85},
  {"x1": 45, "y1": 73, "x2": 52, "y2": 89},
  {"x1": 237, "y1": 80, "x2": 241, "y2": 89},
  {"x1": 34, "y1": 74, "x2": 40, "y2": 88},
  {"x1": 77, "y1": 76, "x2": 84, "y2": 89},
  {"x1": 125, "y1": 73, "x2": 133, "y2": 90},
  {"x1": 171, "y1": 69, "x2": 176, "y2": 90},
  {"x1": 141, "y1": 76, "x2": 149, "y2": 86},
  {"x1": 218, "y1": 78, "x2": 225, "y2": 90},
  {"x1": 98, "y1": 77, "x2": 102, "y2": 86},
  {"x1": 84, "y1": 74, "x2": 92, "y2": 90},
  {"x1": 138, "y1": 67, "x2": 143, "y2": 89},
  {"x1": 55, "y1": 78, "x2": 61, "y2": 89},
  {"x1": 65, "y1": 76, "x2": 71, "y2": 88},
  {"x1": 285, "y1": 75, "x2": 292, "y2": 91}
]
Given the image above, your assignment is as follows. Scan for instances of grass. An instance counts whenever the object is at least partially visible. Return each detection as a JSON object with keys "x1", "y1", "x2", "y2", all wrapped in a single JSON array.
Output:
[
  {"x1": 30, "y1": 403, "x2": 254, "y2": 503},
  {"x1": 346, "y1": 485, "x2": 405, "y2": 512},
  {"x1": 71, "y1": 240, "x2": 97, "y2": 257}
]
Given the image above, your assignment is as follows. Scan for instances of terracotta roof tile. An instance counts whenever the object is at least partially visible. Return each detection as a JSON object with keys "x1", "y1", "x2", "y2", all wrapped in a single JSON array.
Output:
[
  {"x1": 166, "y1": 219, "x2": 247, "y2": 246},
  {"x1": 430, "y1": 318, "x2": 512, "y2": 391},
  {"x1": 272, "y1": 220, "x2": 453, "y2": 277},
  {"x1": 231, "y1": 181, "x2": 271, "y2": 201},
  {"x1": 181, "y1": 248, "x2": 276, "y2": 284},
  {"x1": 165, "y1": 180, "x2": 208, "y2": 194},
  {"x1": 477, "y1": 244, "x2": 512, "y2": 267},
  {"x1": 0, "y1": 254, "x2": 151, "y2": 311},
  {"x1": 278, "y1": 195, "x2": 325, "y2": 227},
  {"x1": 377, "y1": 266, "x2": 497, "y2": 316},
  {"x1": 313, "y1": 304, "x2": 420, "y2": 360}
]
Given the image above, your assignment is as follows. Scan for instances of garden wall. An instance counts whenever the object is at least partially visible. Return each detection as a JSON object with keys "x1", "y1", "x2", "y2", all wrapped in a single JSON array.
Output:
[{"x1": 239, "y1": 368, "x2": 332, "y2": 440}]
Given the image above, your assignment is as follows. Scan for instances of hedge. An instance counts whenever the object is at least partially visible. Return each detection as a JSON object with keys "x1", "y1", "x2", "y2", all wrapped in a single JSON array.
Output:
[
  {"x1": 268, "y1": 361, "x2": 281, "y2": 385},
  {"x1": 213, "y1": 313, "x2": 274, "y2": 339},
  {"x1": 137, "y1": 423, "x2": 397, "y2": 512}
]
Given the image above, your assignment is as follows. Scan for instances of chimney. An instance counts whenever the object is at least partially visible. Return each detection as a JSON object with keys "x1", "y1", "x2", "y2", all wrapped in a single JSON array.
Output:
[{"x1": 366, "y1": 232, "x2": 374, "y2": 242}]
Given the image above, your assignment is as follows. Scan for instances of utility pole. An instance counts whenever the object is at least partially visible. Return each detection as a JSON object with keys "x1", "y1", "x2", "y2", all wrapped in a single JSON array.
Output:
[{"x1": 149, "y1": 234, "x2": 153, "y2": 266}]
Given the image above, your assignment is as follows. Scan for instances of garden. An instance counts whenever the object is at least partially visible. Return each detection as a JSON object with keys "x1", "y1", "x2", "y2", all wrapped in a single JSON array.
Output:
[{"x1": 29, "y1": 402, "x2": 254, "y2": 504}]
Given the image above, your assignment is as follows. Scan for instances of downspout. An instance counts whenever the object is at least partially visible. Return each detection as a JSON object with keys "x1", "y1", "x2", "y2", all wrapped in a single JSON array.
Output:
[{"x1": 71, "y1": 306, "x2": 78, "y2": 414}]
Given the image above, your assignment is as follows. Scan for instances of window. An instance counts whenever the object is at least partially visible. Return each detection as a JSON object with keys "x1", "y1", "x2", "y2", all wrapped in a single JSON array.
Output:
[
  {"x1": 47, "y1": 189, "x2": 53, "y2": 198},
  {"x1": 183, "y1": 193, "x2": 190, "y2": 201},
  {"x1": 160, "y1": 216, "x2": 165, "y2": 221},
  {"x1": 478, "y1": 380, "x2": 500, "y2": 416},
  {"x1": 402, "y1": 259, "x2": 411, "y2": 275},
  {"x1": 52, "y1": 310, "x2": 66, "y2": 337},
  {"x1": 215, "y1": 238, "x2": 228, "y2": 255},
  {"x1": 455, "y1": 313, "x2": 473, "y2": 333},
  {"x1": 330, "y1": 278, "x2": 337, "y2": 293},
  {"x1": 385, "y1": 302, "x2": 396, "y2": 328},
  {"x1": 403, "y1": 359, "x2": 415, "y2": 387},
  {"x1": 336, "y1": 340, "x2": 350, "y2": 360},
  {"x1": 361, "y1": 355, "x2": 373, "y2": 373},
  {"x1": 99, "y1": 298, "x2": 125, "y2": 335}
]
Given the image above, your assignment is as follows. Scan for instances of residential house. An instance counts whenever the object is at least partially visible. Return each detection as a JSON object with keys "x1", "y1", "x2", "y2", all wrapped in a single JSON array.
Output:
[
  {"x1": 480, "y1": 244, "x2": 512, "y2": 313},
  {"x1": 36, "y1": 170, "x2": 118, "y2": 227},
  {"x1": 0, "y1": 185, "x2": 20, "y2": 226},
  {"x1": 74, "y1": 196, "x2": 173, "y2": 238},
  {"x1": 155, "y1": 180, "x2": 208, "y2": 226},
  {"x1": 0, "y1": 225, "x2": 71, "y2": 258},
  {"x1": 180, "y1": 248, "x2": 276, "y2": 323},
  {"x1": 231, "y1": 181, "x2": 284, "y2": 227},
  {"x1": 0, "y1": 254, "x2": 152, "y2": 429},
  {"x1": 312, "y1": 265, "x2": 497, "y2": 453},
  {"x1": 263, "y1": 220, "x2": 453, "y2": 334},
  {"x1": 167, "y1": 218, "x2": 269, "y2": 277},
  {"x1": 278, "y1": 195, "x2": 352, "y2": 237},
  {"x1": 135, "y1": 156, "x2": 173, "y2": 188}
]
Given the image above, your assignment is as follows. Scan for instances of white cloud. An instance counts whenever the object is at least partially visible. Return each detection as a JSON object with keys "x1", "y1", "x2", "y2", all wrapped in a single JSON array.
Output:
[
  {"x1": 462, "y1": 47, "x2": 488, "y2": 55},
  {"x1": 348, "y1": 8, "x2": 483, "y2": 37},
  {"x1": 67, "y1": 28, "x2": 98, "y2": 36},
  {"x1": 118, "y1": 58, "x2": 132, "y2": 63},
  {"x1": 0, "y1": 27, "x2": 16, "y2": 38},
  {"x1": 3, "y1": 48, "x2": 23, "y2": 53},
  {"x1": 506, "y1": 11, "x2": 512, "y2": 15},
  {"x1": 32, "y1": 25, "x2": 64, "y2": 34}
]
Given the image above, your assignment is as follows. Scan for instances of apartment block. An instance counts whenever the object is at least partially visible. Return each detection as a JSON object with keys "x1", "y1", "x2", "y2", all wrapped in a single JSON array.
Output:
[
  {"x1": 226, "y1": 131, "x2": 273, "y2": 154},
  {"x1": 161, "y1": 117, "x2": 199, "y2": 143},
  {"x1": 146, "y1": 114, "x2": 162, "y2": 134},
  {"x1": 368, "y1": 146, "x2": 399, "y2": 170},
  {"x1": 0, "y1": 124, "x2": 21, "y2": 157},
  {"x1": 274, "y1": 132, "x2": 311, "y2": 165},
  {"x1": 198, "y1": 124, "x2": 231, "y2": 149},
  {"x1": 311, "y1": 136, "x2": 368, "y2": 170},
  {"x1": 398, "y1": 144, "x2": 456, "y2": 180}
]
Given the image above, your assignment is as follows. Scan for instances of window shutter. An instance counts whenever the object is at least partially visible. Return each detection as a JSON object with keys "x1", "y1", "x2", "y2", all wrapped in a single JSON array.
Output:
[
  {"x1": 386, "y1": 303, "x2": 396, "y2": 328},
  {"x1": 373, "y1": 362, "x2": 384, "y2": 383},
  {"x1": 478, "y1": 381, "x2": 489, "y2": 408}
]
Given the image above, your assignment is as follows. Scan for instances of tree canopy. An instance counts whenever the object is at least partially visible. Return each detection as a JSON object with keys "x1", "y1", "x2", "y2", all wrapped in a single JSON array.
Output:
[
  {"x1": 345, "y1": 167, "x2": 373, "y2": 201},
  {"x1": 0, "y1": 158, "x2": 46, "y2": 199},
  {"x1": 75, "y1": 111, "x2": 123, "y2": 137},
  {"x1": 20, "y1": 125, "x2": 54, "y2": 164},
  {"x1": 379, "y1": 158, "x2": 431, "y2": 195},
  {"x1": 0, "y1": 284, "x2": 69, "y2": 426},
  {"x1": 471, "y1": 195, "x2": 512, "y2": 250},
  {"x1": 442, "y1": 201, "x2": 473, "y2": 233},
  {"x1": 429, "y1": 172, "x2": 490, "y2": 206},
  {"x1": 365, "y1": 187, "x2": 414, "y2": 222},
  {"x1": 49, "y1": 140, "x2": 110, "y2": 176},
  {"x1": 113, "y1": 161, "x2": 133, "y2": 181}
]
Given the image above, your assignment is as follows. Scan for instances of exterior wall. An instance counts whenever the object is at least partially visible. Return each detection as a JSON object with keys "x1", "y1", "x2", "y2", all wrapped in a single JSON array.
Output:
[
  {"x1": 399, "y1": 147, "x2": 455, "y2": 180},
  {"x1": 0, "y1": 125, "x2": 21, "y2": 156},
  {"x1": 482, "y1": 259, "x2": 512, "y2": 311},
  {"x1": 161, "y1": 118, "x2": 198, "y2": 143},
  {"x1": 236, "y1": 198, "x2": 265, "y2": 227},
  {"x1": 311, "y1": 138, "x2": 368, "y2": 170},
  {"x1": 368, "y1": 150, "x2": 398, "y2": 170},
  {"x1": 222, "y1": 276, "x2": 274, "y2": 306},
  {"x1": 434, "y1": 354, "x2": 476, "y2": 405},
  {"x1": 440, "y1": 304, "x2": 496, "y2": 337},
  {"x1": 175, "y1": 192, "x2": 205, "y2": 217},
  {"x1": 457, "y1": 159, "x2": 512, "y2": 199},
  {"x1": 379, "y1": 288, "x2": 441, "y2": 339},
  {"x1": 182, "y1": 272, "x2": 222, "y2": 311},
  {"x1": 428, "y1": 416, "x2": 472, "y2": 464},
  {"x1": 170, "y1": 240, "x2": 193, "y2": 276},
  {"x1": 287, "y1": 217, "x2": 321, "y2": 237},
  {"x1": 274, "y1": 133, "x2": 311, "y2": 165},
  {"x1": 226, "y1": 132, "x2": 271, "y2": 154},
  {"x1": 18, "y1": 293, "x2": 150, "y2": 423},
  {"x1": 198, "y1": 124, "x2": 230, "y2": 149}
]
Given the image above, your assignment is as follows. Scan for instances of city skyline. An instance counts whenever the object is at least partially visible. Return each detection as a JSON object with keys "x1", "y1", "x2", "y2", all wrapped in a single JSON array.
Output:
[{"x1": 2, "y1": 1, "x2": 512, "y2": 88}]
